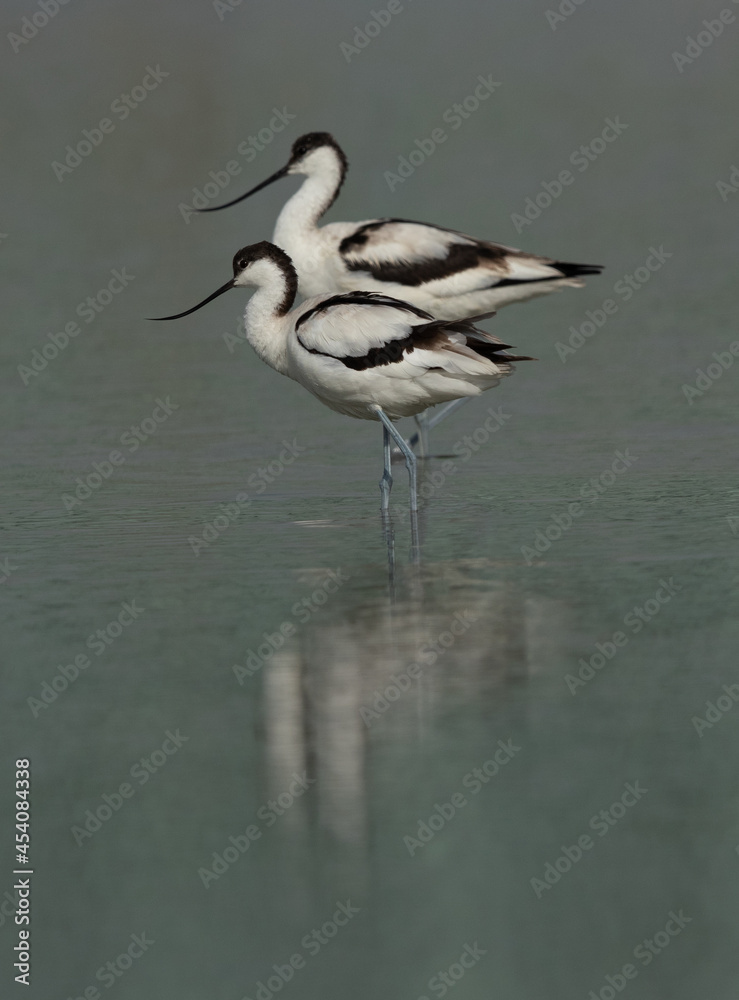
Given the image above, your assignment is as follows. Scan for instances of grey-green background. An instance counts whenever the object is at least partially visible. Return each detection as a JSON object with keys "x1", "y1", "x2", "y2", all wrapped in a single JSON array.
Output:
[{"x1": 2, "y1": 0, "x2": 738, "y2": 997}]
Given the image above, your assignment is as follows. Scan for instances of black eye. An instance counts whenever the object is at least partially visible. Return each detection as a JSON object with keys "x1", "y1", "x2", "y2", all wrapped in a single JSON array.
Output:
[{"x1": 295, "y1": 144, "x2": 308, "y2": 157}]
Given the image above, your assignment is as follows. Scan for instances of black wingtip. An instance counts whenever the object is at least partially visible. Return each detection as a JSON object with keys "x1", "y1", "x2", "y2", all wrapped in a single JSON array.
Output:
[{"x1": 553, "y1": 262, "x2": 604, "y2": 277}]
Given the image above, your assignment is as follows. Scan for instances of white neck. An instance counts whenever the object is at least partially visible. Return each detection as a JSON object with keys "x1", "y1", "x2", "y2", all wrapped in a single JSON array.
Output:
[
  {"x1": 241, "y1": 258, "x2": 295, "y2": 375},
  {"x1": 273, "y1": 150, "x2": 345, "y2": 244}
]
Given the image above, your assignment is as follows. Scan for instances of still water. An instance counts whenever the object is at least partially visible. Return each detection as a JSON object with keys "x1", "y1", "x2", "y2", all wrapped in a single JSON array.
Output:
[{"x1": 2, "y1": 1, "x2": 738, "y2": 998}]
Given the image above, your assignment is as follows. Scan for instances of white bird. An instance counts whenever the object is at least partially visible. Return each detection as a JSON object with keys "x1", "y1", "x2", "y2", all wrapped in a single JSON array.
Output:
[
  {"x1": 198, "y1": 131, "x2": 601, "y2": 447},
  {"x1": 150, "y1": 241, "x2": 534, "y2": 513}
]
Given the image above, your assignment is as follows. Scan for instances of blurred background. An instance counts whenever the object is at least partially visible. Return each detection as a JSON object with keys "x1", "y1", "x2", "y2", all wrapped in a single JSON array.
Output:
[{"x1": 2, "y1": 0, "x2": 738, "y2": 997}]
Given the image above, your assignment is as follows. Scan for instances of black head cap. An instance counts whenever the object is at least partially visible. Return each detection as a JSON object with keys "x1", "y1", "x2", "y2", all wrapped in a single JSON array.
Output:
[
  {"x1": 232, "y1": 241, "x2": 298, "y2": 315},
  {"x1": 289, "y1": 132, "x2": 344, "y2": 162},
  {"x1": 288, "y1": 133, "x2": 348, "y2": 212},
  {"x1": 232, "y1": 240, "x2": 291, "y2": 273}
]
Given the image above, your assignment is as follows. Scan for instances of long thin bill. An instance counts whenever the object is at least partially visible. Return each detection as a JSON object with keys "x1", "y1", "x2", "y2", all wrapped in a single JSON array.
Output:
[
  {"x1": 198, "y1": 165, "x2": 289, "y2": 212},
  {"x1": 148, "y1": 279, "x2": 234, "y2": 321}
]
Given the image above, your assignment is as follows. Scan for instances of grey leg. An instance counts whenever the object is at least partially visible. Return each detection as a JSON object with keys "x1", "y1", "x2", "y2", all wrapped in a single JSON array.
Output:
[
  {"x1": 381, "y1": 511, "x2": 396, "y2": 598},
  {"x1": 380, "y1": 424, "x2": 393, "y2": 511},
  {"x1": 407, "y1": 398, "x2": 470, "y2": 450},
  {"x1": 414, "y1": 412, "x2": 430, "y2": 458},
  {"x1": 409, "y1": 508, "x2": 420, "y2": 565},
  {"x1": 373, "y1": 406, "x2": 418, "y2": 513},
  {"x1": 426, "y1": 397, "x2": 469, "y2": 431}
]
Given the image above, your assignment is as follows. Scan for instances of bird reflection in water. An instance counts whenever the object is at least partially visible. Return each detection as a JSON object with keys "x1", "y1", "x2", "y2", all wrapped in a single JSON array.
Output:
[{"x1": 258, "y1": 537, "x2": 571, "y2": 889}]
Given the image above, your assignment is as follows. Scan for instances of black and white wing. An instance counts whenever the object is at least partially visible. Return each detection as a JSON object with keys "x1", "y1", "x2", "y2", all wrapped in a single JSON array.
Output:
[
  {"x1": 294, "y1": 291, "x2": 533, "y2": 377},
  {"x1": 335, "y1": 218, "x2": 602, "y2": 297}
]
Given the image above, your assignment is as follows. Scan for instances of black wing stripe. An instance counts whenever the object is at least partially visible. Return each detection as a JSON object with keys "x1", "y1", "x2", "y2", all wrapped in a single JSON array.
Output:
[
  {"x1": 343, "y1": 243, "x2": 474, "y2": 287},
  {"x1": 340, "y1": 220, "x2": 604, "y2": 288},
  {"x1": 342, "y1": 241, "x2": 514, "y2": 287},
  {"x1": 338, "y1": 218, "x2": 417, "y2": 254},
  {"x1": 298, "y1": 316, "x2": 534, "y2": 372},
  {"x1": 299, "y1": 333, "x2": 415, "y2": 371},
  {"x1": 295, "y1": 291, "x2": 431, "y2": 331}
]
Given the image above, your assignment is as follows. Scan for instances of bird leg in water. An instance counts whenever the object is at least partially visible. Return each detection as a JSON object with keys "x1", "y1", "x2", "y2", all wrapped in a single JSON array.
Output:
[
  {"x1": 372, "y1": 406, "x2": 418, "y2": 513},
  {"x1": 413, "y1": 412, "x2": 430, "y2": 457},
  {"x1": 407, "y1": 399, "x2": 470, "y2": 451},
  {"x1": 380, "y1": 424, "x2": 393, "y2": 510}
]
